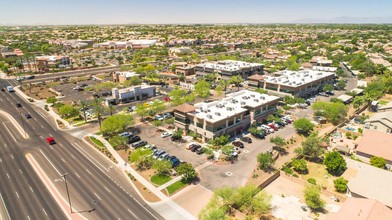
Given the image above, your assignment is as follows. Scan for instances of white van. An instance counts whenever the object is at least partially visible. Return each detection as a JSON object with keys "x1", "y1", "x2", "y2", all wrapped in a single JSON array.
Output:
[{"x1": 6, "y1": 86, "x2": 14, "y2": 92}]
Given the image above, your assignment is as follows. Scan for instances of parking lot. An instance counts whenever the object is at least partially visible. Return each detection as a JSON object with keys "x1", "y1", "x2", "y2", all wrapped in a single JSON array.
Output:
[
  {"x1": 53, "y1": 78, "x2": 100, "y2": 102},
  {"x1": 199, "y1": 122, "x2": 296, "y2": 190},
  {"x1": 135, "y1": 123, "x2": 208, "y2": 168}
]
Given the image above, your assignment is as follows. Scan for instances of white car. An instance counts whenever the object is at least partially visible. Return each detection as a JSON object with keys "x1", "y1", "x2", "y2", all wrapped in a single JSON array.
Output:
[
  {"x1": 161, "y1": 132, "x2": 172, "y2": 138},
  {"x1": 261, "y1": 125, "x2": 274, "y2": 133}
]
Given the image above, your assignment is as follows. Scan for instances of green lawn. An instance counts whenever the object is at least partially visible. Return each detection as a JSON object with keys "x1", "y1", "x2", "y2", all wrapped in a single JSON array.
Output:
[
  {"x1": 89, "y1": 137, "x2": 105, "y2": 149},
  {"x1": 300, "y1": 161, "x2": 335, "y2": 191},
  {"x1": 150, "y1": 174, "x2": 172, "y2": 186},
  {"x1": 166, "y1": 180, "x2": 187, "y2": 195},
  {"x1": 379, "y1": 100, "x2": 389, "y2": 105}
]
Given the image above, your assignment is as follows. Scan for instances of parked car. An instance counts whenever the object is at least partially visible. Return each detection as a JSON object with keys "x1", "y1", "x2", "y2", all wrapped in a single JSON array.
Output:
[
  {"x1": 241, "y1": 136, "x2": 252, "y2": 143},
  {"x1": 161, "y1": 132, "x2": 172, "y2": 138},
  {"x1": 190, "y1": 144, "x2": 201, "y2": 152},
  {"x1": 326, "y1": 90, "x2": 335, "y2": 95},
  {"x1": 154, "y1": 115, "x2": 164, "y2": 121},
  {"x1": 195, "y1": 147, "x2": 204, "y2": 155},
  {"x1": 162, "y1": 112, "x2": 172, "y2": 119},
  {"x1": 319, "y1": 92, "x2": 329, "y2": 97},
  {"x1": 232, "y1": 141, "x2": 244, "y2": 148},
  {"x1": 261, "y1": 124, "x2": 274, "y2": 133},
  {"x1": 158, "y1": 153, "x2": 169, "y2": 161},
  {"x1": 276, "y1": 121, "x2": 286, "y2": 127},
  {"x1": 119, "y1": 132, "x2": 133, "y2": 138},
  {"x1": 127, "y1": 136, "x2": 141, "y2": 144},
  {"x1": 132, "y1": 140, "x2": 147, "y2": 149},
  {"x1": 169, "y1": 156, "x2": 180, "y2": 167},
  {"x1": 153, "y1": 150, "x2": 165, "y2": 159}
]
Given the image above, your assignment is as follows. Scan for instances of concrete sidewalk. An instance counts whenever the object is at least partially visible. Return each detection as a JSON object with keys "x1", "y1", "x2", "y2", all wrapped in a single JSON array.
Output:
[{"x1": 90, "y1": 135, "x2": 196, "y2": 220}]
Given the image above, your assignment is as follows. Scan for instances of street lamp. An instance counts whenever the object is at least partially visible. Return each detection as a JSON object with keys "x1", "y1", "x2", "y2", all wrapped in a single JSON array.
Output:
[{"x1": 61, "y1": 173, "x2": 73, "y2": 214}]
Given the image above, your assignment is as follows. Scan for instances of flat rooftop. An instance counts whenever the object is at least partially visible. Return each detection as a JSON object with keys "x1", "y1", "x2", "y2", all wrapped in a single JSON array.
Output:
[
  {"x1": 263, "y1": 70, "x2": 335, "y2": 87},
  {"x1": 196, "y1": 60, "x2": 263, "y2": 72},
  {"x1": 192, "y1": 90, "x2": 280, "y2": 123}
]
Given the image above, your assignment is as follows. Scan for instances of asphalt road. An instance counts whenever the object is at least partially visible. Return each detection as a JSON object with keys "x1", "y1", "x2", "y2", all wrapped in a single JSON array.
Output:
[
  {"x1": 0, "y1": 79, "x2": 162, "y2": 220},
  {"x1": 21, "y1": 66, "x2": 120, "y2": 84}
]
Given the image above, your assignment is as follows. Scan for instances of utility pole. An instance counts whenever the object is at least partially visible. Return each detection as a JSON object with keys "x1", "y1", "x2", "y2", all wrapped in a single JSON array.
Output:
[{"x1": 61, "y1": 173, "x2": 72, "y2": 214}]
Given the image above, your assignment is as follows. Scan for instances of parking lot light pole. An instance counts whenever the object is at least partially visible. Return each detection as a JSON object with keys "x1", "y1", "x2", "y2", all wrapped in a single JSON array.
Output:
[{"x1": 61, "y1": 173, "x2": 73, "y2": 214}]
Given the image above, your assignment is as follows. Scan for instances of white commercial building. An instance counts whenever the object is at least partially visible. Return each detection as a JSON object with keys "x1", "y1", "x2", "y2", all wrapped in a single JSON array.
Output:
[{"x1": 195, "y1": 60, "x2": 264, "y2": 79}]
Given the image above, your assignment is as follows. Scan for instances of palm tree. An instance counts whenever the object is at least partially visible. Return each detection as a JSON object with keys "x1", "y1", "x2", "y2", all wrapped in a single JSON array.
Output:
[
  {"x1": 91, "y1": 97, "x2": 104, "y2": 128},
  {"x1": 107, "y1": 104, "x2": 116, "y2": 116},
  {"x1": 79, "y1": 100, "x2": 90, "y2": 122}
]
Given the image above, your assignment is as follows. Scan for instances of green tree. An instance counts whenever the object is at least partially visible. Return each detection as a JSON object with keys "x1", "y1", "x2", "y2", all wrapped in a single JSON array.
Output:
[
  {"x1": 153, "y1": 159, "x2": 172, "y2": 175},
  {"x1": 168, "y1": 87, "x2": 188, "y2": 106},
  {"x1": 176, "y1": 163, "x2": 197, "y2": 183},
  {"x1": 152, "y1": 120, "x2": 163, "y2": 128},
  {"x1": 257, "y1": 152, "x2": 274, "y2": 171},
  {"x1": 106, "y1": 104, "x2": 116, "y2": 116},
  {"x1": 199, "y1": 207, "x2": 228, "y2": 220},
  {"x1": 135, "y1": 104, "x2": 149, "y2": 120},
  {"x1": 108, "y1": 136, "x2": 128, "y2": 150},
  {"x1": 336, "y1": 79, "x2": 346, "y2": 90},
  {"x1": 123, "y1": 76, "x2": 142, "y2": 87},
  {"x1": 293, "y1": 118, "x2": 314, "y2": 136},
  {"x1": 312, "y1": 102, "x2": 348, "y2": 125},
  {"x1": 370, "y1": 156, "x2": 387, "y2": 168},
  {"x1": 59, "y1": 105, "x2": 79, "y2": 118},
  {"x1": 218, "y1": 79, "x2": 230, "y2": 96},
  {"x1": 91, "y1": 97, "x2": 105, "y2": 128},
  {"x1": 255, "y1": 88, "x2": 268, "y2": 94},
  {"x1": 322, "y1": 84, "x2": 334, "y2": 93},
  {"x1": 129, "y1": 148, "x2": 153, "y2": 170},
  {"x1": 365, "y1": 81, "x2": 385, "y2": 102},
  {"x1": 150, "y1": 100, "x2": 166, "y2": 115},
  {"x1": 353, "y1": 96, "x2": 365, "y2": 109},
  {"x1": 324, "y1": 151, "x2": 347, "y2": 176},
  {"x1": 295, "y1": 133, "x2": 324, "y2": 160},
  {"x1": 229, "y1": 75, "x2": 244, "y2": 91},
  {"x1": 101, "y1": 114, "x2": 134, "y2": 136},
  {"x1": 304, "y1": 185, "x2": 325, "y2": 212},
  {"x1": 333, "y1": 177, "x2": 348, "y2": 193},
  {"x1": 291, "y1": 159, "x2": 308, "y2": 174},
  {"x1": 46, "y1": 96, "x2": 57, "y2": 104},
  {"x1": 194, "y1": 80, "x2": 211, "y2": 99},
  {"x1": 79, "y1": 100, "x2": 90, "y2": 122},
  {"x1": 270, "y1": 136, "x2": 286, "y2": 148},
  {"x1": 210, "y1": 135, "x2": 230, "y2": 146}
]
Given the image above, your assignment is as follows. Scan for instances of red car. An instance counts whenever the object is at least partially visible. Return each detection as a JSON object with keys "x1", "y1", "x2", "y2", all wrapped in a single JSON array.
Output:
[
  {"x1": 164, "y1": 97, "x2": 171, "y2": 102},
  {"x1": 46, "y1": 137, "x2": 56, "y2": 145}
]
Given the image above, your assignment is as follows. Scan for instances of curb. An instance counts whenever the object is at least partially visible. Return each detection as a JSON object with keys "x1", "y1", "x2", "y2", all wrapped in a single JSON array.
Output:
[{"x1": 0, "y1": 109, "x2": 29, "y2": 139}]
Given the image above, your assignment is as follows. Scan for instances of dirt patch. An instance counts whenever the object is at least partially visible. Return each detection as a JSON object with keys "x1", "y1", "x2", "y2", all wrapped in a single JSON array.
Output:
[
  {"x1": 117, "y1": 149, "x2": 130, "y2": 162},
  {"x1": 130, "y1": 178, "x2": 161, "y2": 202},
  {"x1": 21, "y1": 84, "x2": 58, "y2": 100}
]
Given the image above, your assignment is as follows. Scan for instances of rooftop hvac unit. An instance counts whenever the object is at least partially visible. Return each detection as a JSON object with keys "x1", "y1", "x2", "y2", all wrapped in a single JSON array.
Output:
[
  {"x1": 207, "y1": 109, "x2": 211, "y2": 112},
  {"x1": 254, "y1": 99, "x2": 259, "y2": 102},
  {"x1": 302, "y1": 78, "x2": 305, "y2": 81},
  {"x1": 207, "y1": 114, "x2": 213, "y2": 119},
  {"x1": 215, "y1": 112, "x2": 221, "y2": 116},
  {"x1": 260, "y1": 96, "x2": 265, "y2": 100},
  {"x1": 241, "y1": 101, "x2": 246, "y2": 105},
  {"x1": 250, "y1": 94, "x2": 255, "y2": 97}
]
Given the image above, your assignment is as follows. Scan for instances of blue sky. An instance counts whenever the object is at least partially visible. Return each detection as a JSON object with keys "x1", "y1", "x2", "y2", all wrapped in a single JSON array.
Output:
[{"x1": 0, "y1": 0, "x2": 391, "y2": 25}]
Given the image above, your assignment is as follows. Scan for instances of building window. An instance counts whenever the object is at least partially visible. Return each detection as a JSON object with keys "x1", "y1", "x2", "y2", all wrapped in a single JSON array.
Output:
[
  {"x1": 228, "y1": 120, "x2": 234, "y2": 127},
  {"x1": 236, "y1": 118, "x2": 241, "y2": 123}
]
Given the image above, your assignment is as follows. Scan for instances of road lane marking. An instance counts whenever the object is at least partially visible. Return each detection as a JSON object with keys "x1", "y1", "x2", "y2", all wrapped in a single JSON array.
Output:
[
  {"x1": 71, "y1": 154, "x2": 76, "y2": 159},
  {"x1": 39, "y1": 136, "x2": 43, "y2": 139},
  {"x1": 127, "y1": 209, "x2": 138, "y2": 219},
  {"x1": 104, "y1": 186, "x2": 111, "y2": 193},
  {"x1": 42, "y1": 208, "x2": 48, "y2": 216},
  {"x1": 6, "y1": 173, "x2": 10, "y2": 179},
  {"x1": 19, "y1": 169, "x2": 23, "y2": 174},
  {"x1": 0, "y1": 193, "x2": 11, "y2": 220},
  {"x1": 36, "y1": 110, "x2": 46, "y2": 118},
  {"x1": 40, "y1": 149, "x2": 62, "y2": 176},
  {"x1": 50, "y1": 145, "x2": 54, "y2": 150},
  {"x1": 40, "y1": 125, "x2": 44, "y2": 129},
  {"x1": 27, "y1": 216, "x2": 31, "y2": 220},
  {"x1": 4, "y1": 143, "x2": 6, "y2": 148},
  {"x1": 61, "y1": 158, "x2": 66, "y2": 163},
  {"x1": 10, "y1": 154, "x2": 14, "y2": 159},
  {"x1": 30, "y1": 186, "x2": 34, "y2": 193},
  {"x1": 15, "y1": 192, "x2": 20, "y2": 198},
  {"x1": 49, "y1": 133, "x2": 53, "y2": 137},
  {"x1": 86, "y1": 169, "x2": 92, "y2": 175},
  {"x1": 0, "y1": 158, "x2": 2, "y2": 163},
  {"x1": 3, "y1": 123, "x2": 16, "y2": 142},
  {"x1": 75, "y1": 172, "x2": 80, "y2": 178},
  {"x1": 93, "y1": 192, "x2": 101, "y2": 200},
  {"x1": 73, "y1": 142, "x2": 109, "y2": 172},
  {"x1": 32, "y1": 126, "x2": 35, "y2": 130},
  {"x1": 59, "y1": 144, "x2": 64, "y2": 148}
]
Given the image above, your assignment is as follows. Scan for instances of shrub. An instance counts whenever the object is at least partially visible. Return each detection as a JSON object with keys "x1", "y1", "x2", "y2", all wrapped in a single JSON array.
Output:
[
  {"x1": 370, "y1": 156, "x2": 387, "y2": 168},
  {"x1": 282, "y1": 167, "x2": 294, "y2": 175},
  {"x1": 307, "y1": 178, "x2": 317, "y2": 185},
  {"x1": 333, "y1": 177, "x2": 348, "y2": 193},
  {"x1": 291, "y1": 159, "x2": 308, "y2": 174},
  {"x1": 324, "y1": 151, "x2": 347, "y2": 176}
]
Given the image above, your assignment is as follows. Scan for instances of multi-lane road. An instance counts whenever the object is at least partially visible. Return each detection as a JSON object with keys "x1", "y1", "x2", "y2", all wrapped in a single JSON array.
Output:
[{"x1": 0, "y1": 78, "x2": 162, "y2": 220}]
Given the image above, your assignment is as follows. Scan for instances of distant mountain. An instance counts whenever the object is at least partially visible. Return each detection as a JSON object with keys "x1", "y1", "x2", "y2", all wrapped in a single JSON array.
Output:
[{"x1": 291, "y1": 16, "x2": 392, "y2": 24}]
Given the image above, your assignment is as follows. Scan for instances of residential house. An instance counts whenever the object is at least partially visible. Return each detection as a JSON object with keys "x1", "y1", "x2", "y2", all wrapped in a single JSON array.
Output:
[
  {"x1": 355, "y1": 129, "x2": 392, "y2": 165},
  {"x1": 364, "y1": 111, "x2": 392, "y2": 134},
  {"x1": 112, "y1": 71, "x2": 139, "y2": 83}
]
